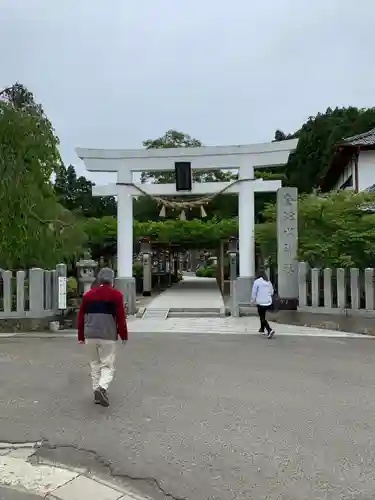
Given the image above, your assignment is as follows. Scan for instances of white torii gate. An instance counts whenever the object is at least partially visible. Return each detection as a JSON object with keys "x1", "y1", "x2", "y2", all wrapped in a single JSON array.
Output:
[{"x1": 76, "y1": 140, "x2": 298, "y2": 308}]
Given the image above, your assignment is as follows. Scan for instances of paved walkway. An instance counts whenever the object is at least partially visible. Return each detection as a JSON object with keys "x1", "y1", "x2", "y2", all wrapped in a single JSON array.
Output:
[
  {"x1": 3, "y1": 317, "x2": 372, "y2": 340},
  {"x1": 127, "y1": 316, "x2": 370, "y2": 338},
  {"x1": 144, "y1": 276, "x2": 224, "y2": 311}
]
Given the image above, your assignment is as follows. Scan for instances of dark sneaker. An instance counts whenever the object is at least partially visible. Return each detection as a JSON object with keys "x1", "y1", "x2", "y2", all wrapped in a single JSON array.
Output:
[
  {"x1": 267, "y1": 330, "x2": 275, "y2": 339},
  {"x1": 94, "y1": 387, "x2": 109, "y2": 407},
  {"x1": 258, "y1": 328, "x2": 264, "y2": 333}
]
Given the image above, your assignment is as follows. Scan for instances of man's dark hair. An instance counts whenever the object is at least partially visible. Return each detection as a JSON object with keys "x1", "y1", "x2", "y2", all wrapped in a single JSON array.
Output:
[{"x1": 256, "y1": 268, "x2": 269, "y2": 281}]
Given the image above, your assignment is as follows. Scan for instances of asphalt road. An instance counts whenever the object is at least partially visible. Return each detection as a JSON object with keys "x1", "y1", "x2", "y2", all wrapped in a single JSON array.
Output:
[
  {"x1": 0, "y1": 332, "x2": 375, "y2": 500},
  {"x1": 0, "y1": 487, "x2": 41, "y2": 500}
]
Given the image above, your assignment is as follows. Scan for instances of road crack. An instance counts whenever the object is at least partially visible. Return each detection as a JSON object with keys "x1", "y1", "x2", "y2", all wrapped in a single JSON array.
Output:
[{"x1": 31, "y1": 439, "x2": 188, "y2": 500}]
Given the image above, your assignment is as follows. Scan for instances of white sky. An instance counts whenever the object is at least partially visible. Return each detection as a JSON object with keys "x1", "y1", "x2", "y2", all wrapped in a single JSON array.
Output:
[{"x1": 1, "y1": 0, "x2": 375, "y2": 183}]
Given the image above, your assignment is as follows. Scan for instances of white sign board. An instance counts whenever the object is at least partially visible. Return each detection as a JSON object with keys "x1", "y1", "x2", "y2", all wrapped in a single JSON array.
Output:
[{"x1": 58, "y1": 276, "x2": 67, "y2": 310}]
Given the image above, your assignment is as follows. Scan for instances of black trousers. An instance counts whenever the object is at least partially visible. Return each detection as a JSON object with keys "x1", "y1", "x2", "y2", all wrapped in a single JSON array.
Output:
[{"x1": 257, "y1": 305, "x2": 271, "y2": 333}]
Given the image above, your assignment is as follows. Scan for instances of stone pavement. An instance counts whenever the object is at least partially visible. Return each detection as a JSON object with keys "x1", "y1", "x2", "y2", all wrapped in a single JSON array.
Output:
[
  {"x1": 127, "y1": 315, "x2": 370, "y2": 337},
  {"x1": 0, "y1": 443, "x2": 144, "y2": 500},
  {"x1": 1, "y1": 315, "x2": 370, "y2": 341},
  {"x1": 143, "y1": 276, "x2": 224, "y2": 311}
]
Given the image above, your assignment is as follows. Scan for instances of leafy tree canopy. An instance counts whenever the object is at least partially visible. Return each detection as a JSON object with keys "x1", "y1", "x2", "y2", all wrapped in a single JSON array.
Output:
[
  {"x1": 55, "y1": 164, "x2": 116, "y2": 218},
  {"x1": 255, "y1": 191, "x2": 375, "y2": 269},
  {"x1": 83, "y1": 216, "x2": 238, "y2": 259},
  {"x1": 278, "y1": 107, "x2": 375, "y2": 192},
  {"x1": 141, "y1": 129, "x2": 236, "y2": 184},
  {"x1": 0, "y1": 83, "x2": 86, "y2": 268}
]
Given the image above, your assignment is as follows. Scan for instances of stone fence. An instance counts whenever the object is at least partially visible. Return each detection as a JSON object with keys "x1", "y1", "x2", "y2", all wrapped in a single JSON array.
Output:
[
  {"x1": 0, "y1": 265, "x2": 65, "y2": 320},
  {"x1": 298, "y1": 262, "x2": 375, "y2": 314}
]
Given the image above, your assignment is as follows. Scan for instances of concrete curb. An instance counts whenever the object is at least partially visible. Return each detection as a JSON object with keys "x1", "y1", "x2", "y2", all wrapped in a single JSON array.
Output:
[{"x1": 0, "y1": 443, "x2": 147, "y2": 500}]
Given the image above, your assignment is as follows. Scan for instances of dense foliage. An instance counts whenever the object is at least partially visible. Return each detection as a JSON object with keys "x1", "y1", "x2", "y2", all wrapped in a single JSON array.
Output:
[
  {"x1": 83, "y1": 190, "x2": 375, "y2": 269},
  {"x1": 255, "y1": 191, "x2": 375, "y2": 269},
  {"x1": 55, "y1": 164, "x2": 116, "y2": 218},
  {"x1": 84, "y1": 216, "x2": 238, "y2": 260},
  {"x1": 0, "y1": 83, "x2": 86, "y2": 268},
  {"x1": 280, "y1": 107, "x2": 375, "y2": 192}
]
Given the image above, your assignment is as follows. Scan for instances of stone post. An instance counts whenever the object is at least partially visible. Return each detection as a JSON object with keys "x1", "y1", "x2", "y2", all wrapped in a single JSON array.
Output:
[
  {"x1": 115, "y1": 276, "x2": 136, "y2": 315},
  {"x1": 277, "y1": 187, "x2": 298, "y2": 310},
  {"x1": 227, "y1": 238, "x2": 239, "y2": 311},
  {"x1": 323, "y1": 268, "x2": 333, "y2": 309},
  {"x1": 171, "y1": 252, "x2": 178, "y2": 283},
  {"x1": 140, "y1": 238, "x2": 152, "y2": 297},
  {"x1": 2, "y1": 270, "x2": 12, "y2": 315},
  {"x1": 350, "y1": 268, "x2": 360, "y2": 310},
  {"x1": 336, "y1": 268, "x2": 346, "y2": 310},
  {"x1": 50, "y1": 269, "x2": 57, "y2": 311},
  {"x1": 44, "y1": 270, "x2": 53, "y2": 311},
  {"x1": 228, "y1": 237, "x2": 238, "y2": 282},
  {"x1": 311, "y1": 268, "x2": 320, "y2": 308},
  {"x1": 364, "y1": 268, "x2": 374, "y2": 310},
  {"x1": 16, "y1": 270, "x2": 25, "y2": 314},
  {"x1": 29, "y1": 268, "x2": 45, "y2": 317},
  {"x1": 166, "y1": 251, "x2": 172, "y2": 287},
  {"x1": 178, "y1": 252, "x2": 185, "y2": 272},
  {"x1": 298, "y1": 262, "x2": 308, "y2": 307},
  {"x1": 231, "y1": 279, "x2": 240, "y2": 317}
]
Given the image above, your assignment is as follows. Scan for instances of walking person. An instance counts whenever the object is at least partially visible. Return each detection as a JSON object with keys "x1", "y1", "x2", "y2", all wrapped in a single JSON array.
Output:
[
  {"x1": 77, "y1": 268, "x2": 128, "y2": 407},
  {"x1": 251, "y1": 271, "x2": 275, "y2": 339}
]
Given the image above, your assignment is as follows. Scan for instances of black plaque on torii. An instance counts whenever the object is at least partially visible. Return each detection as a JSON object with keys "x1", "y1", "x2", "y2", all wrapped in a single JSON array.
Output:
[{"x1": 175, "y1": 162, "x2": 192, "y2": 191}]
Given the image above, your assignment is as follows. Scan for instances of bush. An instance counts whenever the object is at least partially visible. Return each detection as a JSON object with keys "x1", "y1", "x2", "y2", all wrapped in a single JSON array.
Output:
[
  {"x1": 132, "y1": 261, "x2": 143, "y2": 278},
  {"x1": 67, "y1": 276, "x2": 78, "y2": 297},
  {"x1": 196, "y1": 265, "x2": 217, "y2": 278}
]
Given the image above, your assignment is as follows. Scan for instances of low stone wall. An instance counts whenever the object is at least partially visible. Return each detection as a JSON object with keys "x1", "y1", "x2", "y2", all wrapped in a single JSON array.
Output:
[
  {"x1": 0, "y1": 316, "x2": 60, "y2": 333},
  {"x1": 236, "y1": 306, "x2": 375, "y2": 336}
]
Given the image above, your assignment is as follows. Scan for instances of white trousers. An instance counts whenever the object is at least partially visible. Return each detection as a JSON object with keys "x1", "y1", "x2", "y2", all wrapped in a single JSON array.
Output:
[{"x1": 86, "y1": 339, "x2": 116, "y2": 391}]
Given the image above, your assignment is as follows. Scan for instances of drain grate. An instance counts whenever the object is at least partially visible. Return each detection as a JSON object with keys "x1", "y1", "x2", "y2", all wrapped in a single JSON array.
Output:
[{"x1": 142, "y1": 308, "x2": 169, "y2": 320}]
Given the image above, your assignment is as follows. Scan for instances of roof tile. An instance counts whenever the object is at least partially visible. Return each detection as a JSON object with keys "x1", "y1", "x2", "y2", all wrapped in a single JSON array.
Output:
[{"x1": 342, "y1": 128, "x2": 375, "y2": 146}]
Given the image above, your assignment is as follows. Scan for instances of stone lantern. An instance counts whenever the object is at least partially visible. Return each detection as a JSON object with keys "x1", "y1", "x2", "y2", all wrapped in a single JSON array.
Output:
[{"x1": 77, "y1": 251, "x2": 97, "y2": 294}]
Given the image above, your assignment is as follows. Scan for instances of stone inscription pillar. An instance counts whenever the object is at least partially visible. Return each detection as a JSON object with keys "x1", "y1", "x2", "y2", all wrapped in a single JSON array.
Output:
[{"x1": 277, "y1": 187, "x2": 298, "y2": 310}]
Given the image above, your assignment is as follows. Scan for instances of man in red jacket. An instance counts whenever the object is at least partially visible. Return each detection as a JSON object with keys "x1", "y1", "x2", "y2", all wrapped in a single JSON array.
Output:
[{"x1": 77, "y1": 268, "x2": 128, "y2": 407}]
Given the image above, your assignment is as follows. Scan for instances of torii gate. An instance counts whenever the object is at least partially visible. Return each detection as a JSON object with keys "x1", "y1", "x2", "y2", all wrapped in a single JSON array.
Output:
[{"x1": 76, "y1": 140, "x2": 298, "y2": 311}]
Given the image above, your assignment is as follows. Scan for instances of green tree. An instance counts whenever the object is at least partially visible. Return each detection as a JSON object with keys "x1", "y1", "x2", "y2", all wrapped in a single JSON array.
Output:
[
  {"x1": 141, "y1": 129, "x2": 236, "y2": 184},
  {"x1": 135, "y1": 217, "x2": 237, "y2": 248},
  {"x1": 0, "y1": 83, "x2": 86, "y2": 268},
  {"x1": 83, "y1": 216, "x2": 238, "y2": 258},
  {"x1": 83, "y1": 216, "x2": 117, "y2": 261},
  {"x1": 255, "y1": 191, "x2": 375, "y2": 268},
  {"x1": 137, "y1": 130, "x2": 238, "y2": 220},
  {"x1": 55, "y1": 164, "x2": 116, "y2": 218},
  {"x1": 283, "y1": 107, "x2": 375, "y2": 192}
]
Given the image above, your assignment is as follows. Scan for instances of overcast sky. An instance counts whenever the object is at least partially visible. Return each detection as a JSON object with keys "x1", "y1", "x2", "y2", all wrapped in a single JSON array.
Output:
[{"x1": 1, "y1": 0, "x2": 375, "y2": 183}]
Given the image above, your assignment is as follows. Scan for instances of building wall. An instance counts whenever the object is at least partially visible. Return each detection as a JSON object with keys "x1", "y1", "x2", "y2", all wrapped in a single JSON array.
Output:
[
  {"x1": 332, "y1": 150, "x2": 375, "y2": 192},
  {"x1": 357, "y1": 151, "x2": 375, "y2": 191}
]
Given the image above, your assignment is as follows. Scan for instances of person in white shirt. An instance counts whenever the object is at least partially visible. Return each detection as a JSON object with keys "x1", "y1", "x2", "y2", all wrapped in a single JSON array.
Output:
[{"x1": 251, "y1": 271, "x2": 275, "y2": 338}]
